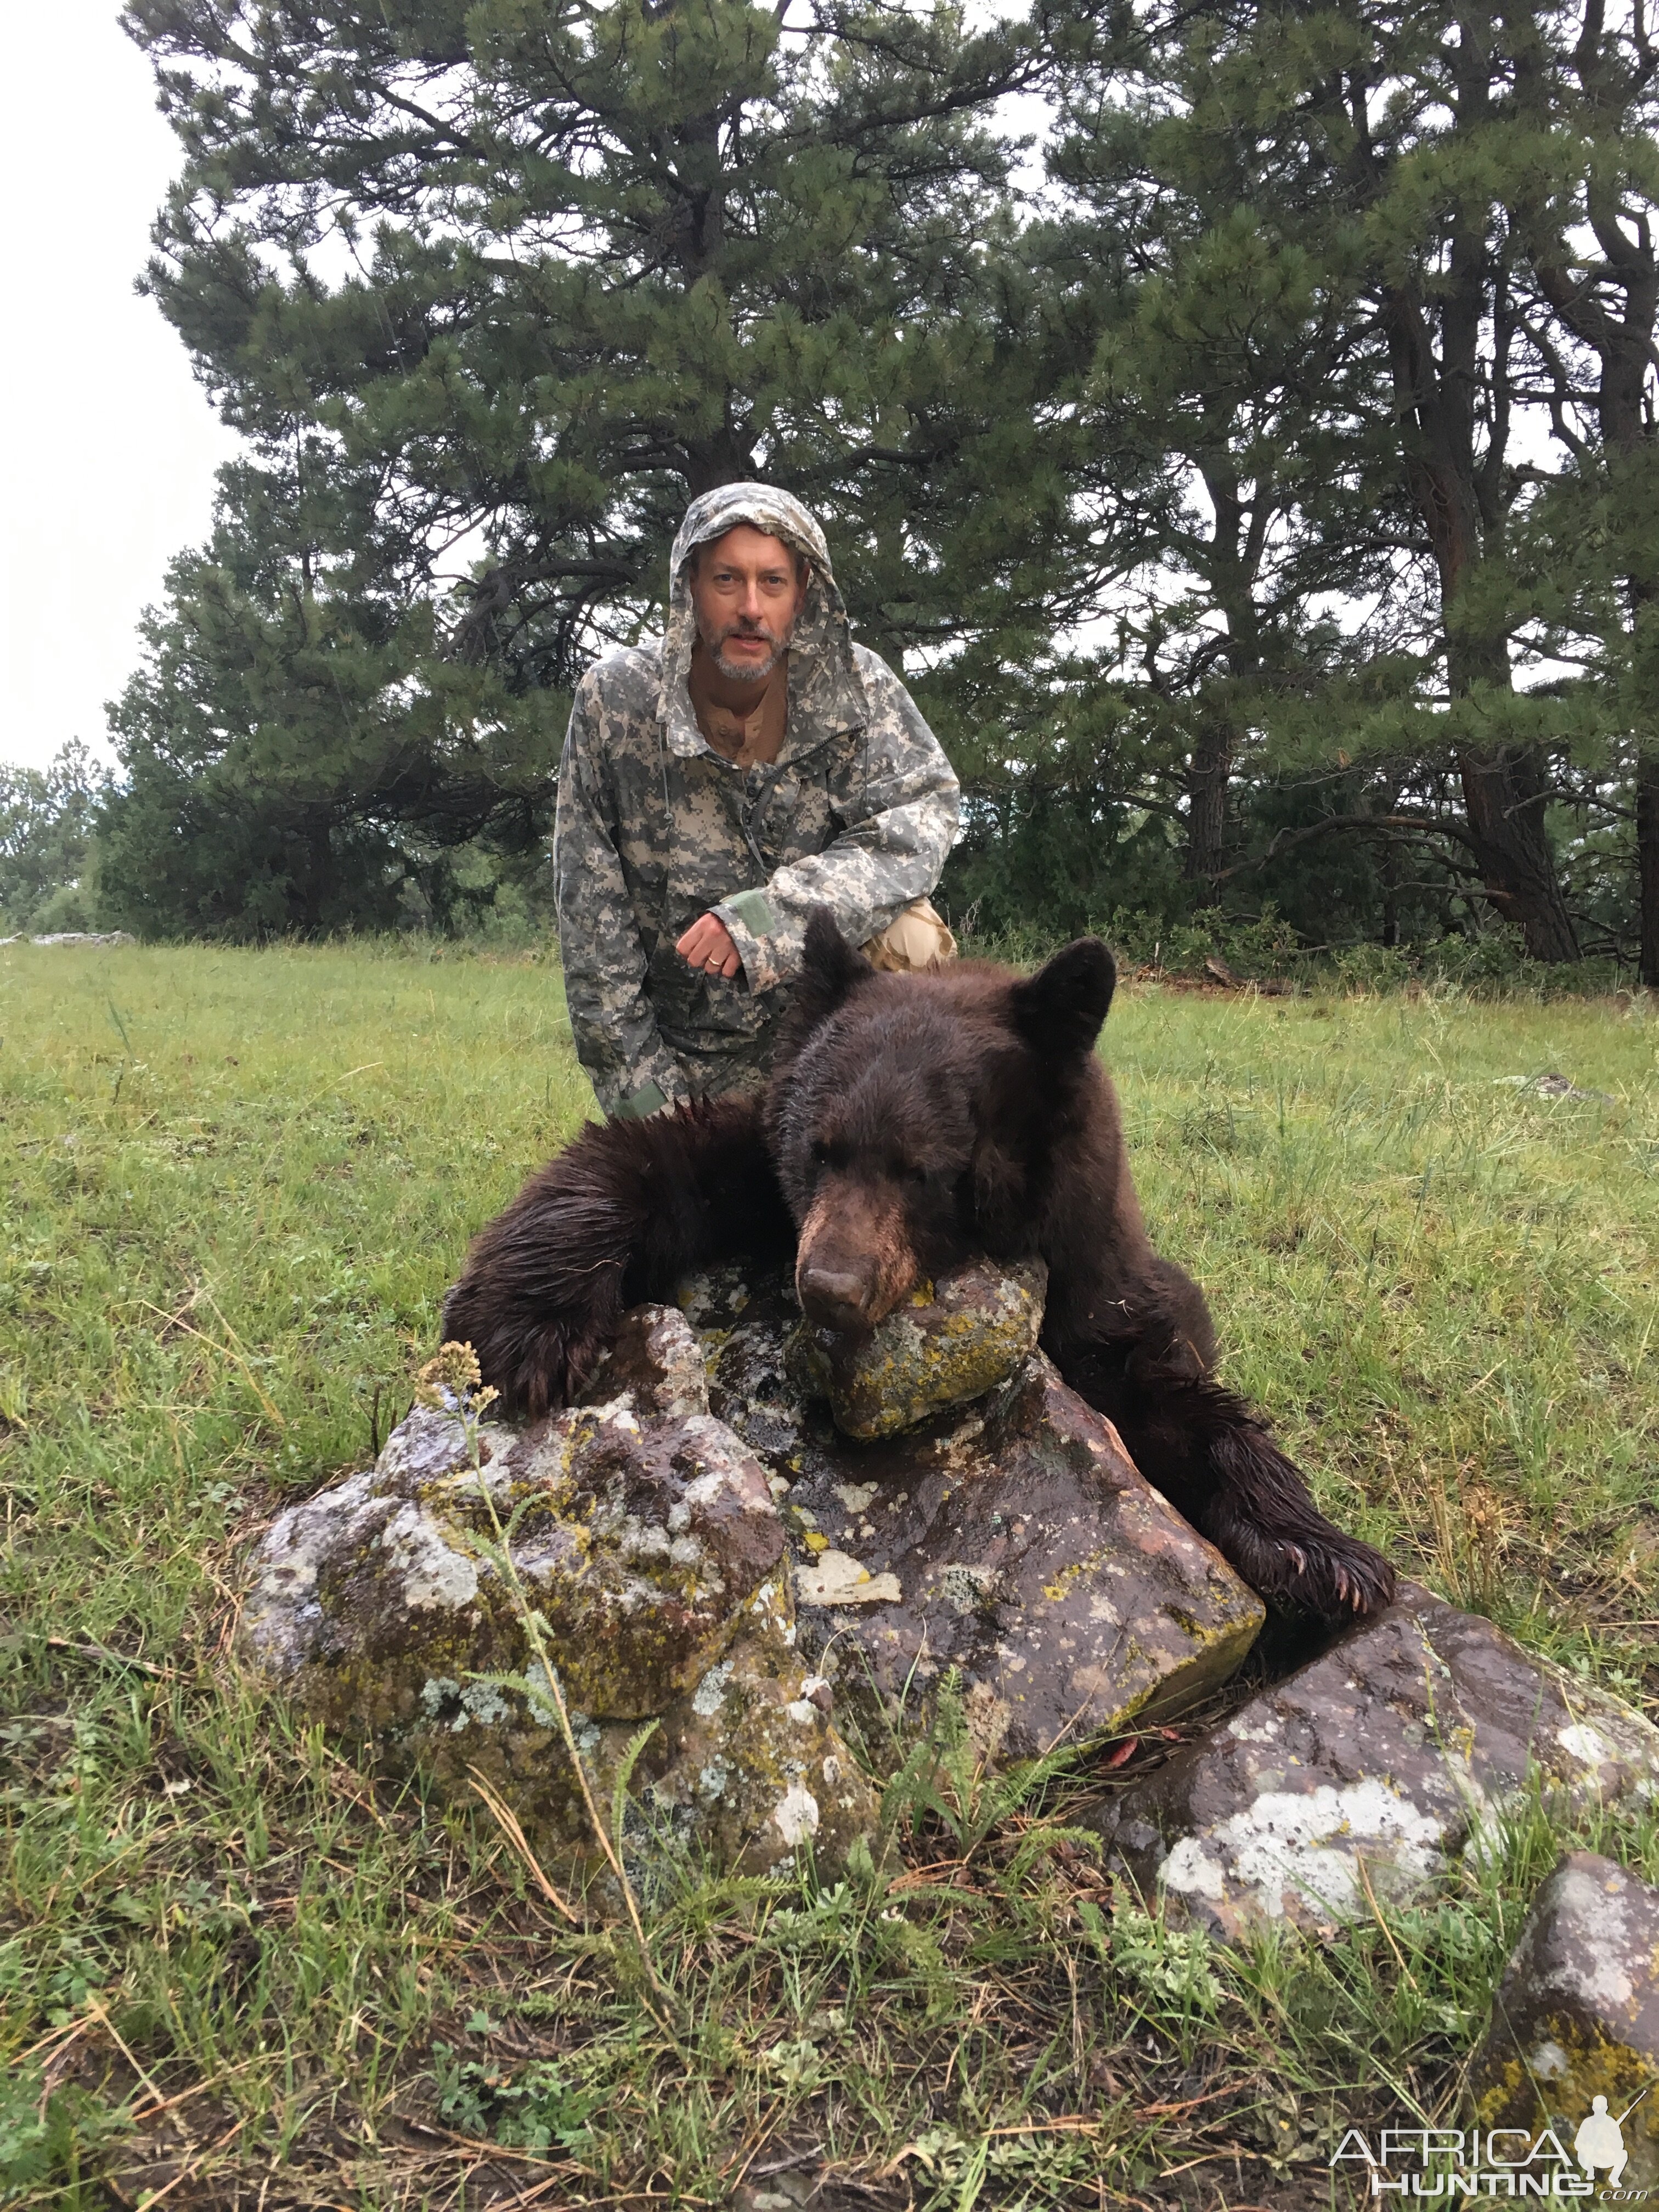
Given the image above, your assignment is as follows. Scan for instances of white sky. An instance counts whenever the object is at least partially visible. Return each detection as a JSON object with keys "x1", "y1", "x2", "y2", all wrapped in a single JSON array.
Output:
[{"x1": 0, "y1": 1, "x2": 234, "y2": 772}]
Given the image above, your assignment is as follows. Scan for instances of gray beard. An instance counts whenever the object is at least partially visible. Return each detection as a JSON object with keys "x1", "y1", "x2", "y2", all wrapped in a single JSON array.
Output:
[{"x1": 711, "y1": 637, "x2": 785, "y2": 682}]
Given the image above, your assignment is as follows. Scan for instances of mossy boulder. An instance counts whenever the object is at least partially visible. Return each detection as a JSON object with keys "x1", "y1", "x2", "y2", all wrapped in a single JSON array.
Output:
[
  {"x1": 240, "y1": 1306, "x2": 881, "y2": 1886},
  {"x1": 1473, "y1": 1853, "x2": 1659, "y2": 2185},
  {"x1": 789, "y1": 1257, "x2": 1046, "y2": 1439}
]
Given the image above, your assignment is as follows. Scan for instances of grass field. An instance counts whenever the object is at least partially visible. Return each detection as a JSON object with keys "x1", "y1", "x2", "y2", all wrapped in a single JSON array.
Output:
[{"x1": 2, "y1": 939, "x2": 1657, "y2": 2209}]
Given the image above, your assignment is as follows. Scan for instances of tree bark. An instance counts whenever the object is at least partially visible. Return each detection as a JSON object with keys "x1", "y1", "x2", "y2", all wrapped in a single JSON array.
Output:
[
  {"x1": 1186, "y1": 721, "x2": 1238, "y2": 884},
  {"x1": 1380, "y1": 258, "x2": 1579, "y2": 959},
  {"x1": 1345, "y1": 12, "x2": 1579, "y2": 960},
  {"x1": 1524, "y1": 0, "x2": 1659, "y2": 976},
  {"x1": 1183, "y1": 718, "x2": 1231, "y2": 887},
  {"x1": 1640, "y1": 747, "x2": 1659, "y2": 989},
  {"x1": 1455, "y1": 747, "x2": 1580, "y2": 961},
  {"x1": 1182, "y1": 465, "x2": 1259, "y2": 887}
]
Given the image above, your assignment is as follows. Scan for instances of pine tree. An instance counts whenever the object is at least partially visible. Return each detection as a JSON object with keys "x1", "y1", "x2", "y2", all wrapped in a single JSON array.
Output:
[
  {"x1": 1048, "y1": 0, "x2": 1659, "y2": 963},
  {"x1": 1513, "y1": 0, "x2": 1659, "y2": 981},
  {"x1": 110, "y1": 0, "x2": 1071, "y2": 935},
  {"x1": 100, "y1": 445, "x2": 565, "y2": 937},
  {"x1": 1046, "y1": 54, "x2": 1419, "y2": 896}
]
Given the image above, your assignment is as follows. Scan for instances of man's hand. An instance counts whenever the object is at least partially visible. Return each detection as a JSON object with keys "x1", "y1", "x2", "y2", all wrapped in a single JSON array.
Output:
[{"x1": 676, "y1": 912, "x2": 743, "y2": 981}]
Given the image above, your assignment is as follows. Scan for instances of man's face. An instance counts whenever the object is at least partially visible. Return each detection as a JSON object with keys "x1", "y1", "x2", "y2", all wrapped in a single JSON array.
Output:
[{"x1": 689, "y1": 524, "x2": 809, "y2": 682}]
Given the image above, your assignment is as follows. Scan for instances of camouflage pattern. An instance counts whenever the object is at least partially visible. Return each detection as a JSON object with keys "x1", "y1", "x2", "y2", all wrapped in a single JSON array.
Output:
[{"x1": 554, "y1": 484, "x2": 961, "y2": 1118}]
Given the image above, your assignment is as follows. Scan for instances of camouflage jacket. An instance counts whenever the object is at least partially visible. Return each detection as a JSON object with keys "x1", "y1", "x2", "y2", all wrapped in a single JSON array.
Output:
[{"x1": 554, "y1": 484, "x2": 961, "y2": 1118}]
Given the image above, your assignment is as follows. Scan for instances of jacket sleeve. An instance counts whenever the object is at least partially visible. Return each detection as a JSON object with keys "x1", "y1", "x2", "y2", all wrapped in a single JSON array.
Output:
[
  {"x1": 553, "y1": 673, "x2": 690, "y2": 1119},
  {"x1": 711, "y1": 658, "x2": 961, "y2": 992}
]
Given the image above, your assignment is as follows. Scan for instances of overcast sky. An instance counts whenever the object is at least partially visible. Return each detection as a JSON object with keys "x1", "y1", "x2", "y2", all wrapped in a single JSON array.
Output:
[{"x1": 0, "y1": 1, "x2": 234, "y2": 772}]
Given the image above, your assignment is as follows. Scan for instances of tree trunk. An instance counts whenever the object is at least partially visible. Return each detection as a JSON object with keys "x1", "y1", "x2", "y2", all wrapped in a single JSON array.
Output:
[
  {"x1": 1183, "y1": 715, "x2": 1231, "y2": 885},
  {"x1": 1639, "y1": 745, "x2": 1659, "y2": 989},
  {"x1": 1379, "y1": 836, "x2": 1400, "y2": 947},
  {"x1": 1445, "y1": 631, "x2": 1579, "y2": 963},
  {"x1": 1357, "y1": 9, "x2": 1579, "y2": 962},
  {"x1": 1456, "y1": 747, "x2": 1579, "y2": 962},
  {"x1": 1526, "y1": 7, "x2": 1659, "y2": 977},
  {"x1": 683, "y1": 435, "x2": 755, "y2": 498},
  {"x1": 1381, "y1": 258, "x2": 1579, "y2": 962},
  {"x1": 1186, "y1": 465, "x2": 1258, "y2": 889}
]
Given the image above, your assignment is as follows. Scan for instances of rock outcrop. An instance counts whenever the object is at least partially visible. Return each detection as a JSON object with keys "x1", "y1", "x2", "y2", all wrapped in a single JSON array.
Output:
[
  {"x1": 680, "y1": 1265, "x2": 1265, "y2": 1763},
  {"x1": 242, "y1": 1254, "x2": 1273, "y2": 1878},
  {"x1": 241, "y1": 1306, "x2": 881, "y2": 1884},
  {"x1": 244, "y1": 1242, "x2": 1659, "y2": 1943},
  {"x1": 1099, "y1": 1584, "x2": 1659, "y2": 1937},
  {"x1": 1472, "y1": 1852, "x2": 1659, "y2": 2183}
]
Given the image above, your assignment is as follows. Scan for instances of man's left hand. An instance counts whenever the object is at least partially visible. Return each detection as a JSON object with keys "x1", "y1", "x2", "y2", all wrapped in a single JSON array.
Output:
[{"x1": 677, "y1": 912, "x2": 743, "y2": 981}]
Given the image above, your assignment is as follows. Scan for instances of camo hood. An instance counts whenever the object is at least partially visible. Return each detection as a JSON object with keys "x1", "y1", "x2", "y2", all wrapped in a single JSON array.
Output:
[{"x1": 659, "y1": 482, "x2": 866, "y2": 753}]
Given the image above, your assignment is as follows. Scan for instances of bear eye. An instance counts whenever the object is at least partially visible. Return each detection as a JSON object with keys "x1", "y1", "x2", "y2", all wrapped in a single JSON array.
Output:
[
  {"x1": 902, "y1": 1162, "x2": 928, "y2": 1187},
  {"x1": 810, "y1": 1139, "x2": 831, "y2": 1168}
]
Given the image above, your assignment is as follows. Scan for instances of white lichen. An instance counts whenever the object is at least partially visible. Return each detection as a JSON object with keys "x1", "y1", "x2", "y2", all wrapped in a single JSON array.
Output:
[
  {"x1": 378, "y1": 1503, "x2": 480, "y2": 1611},
  {"x1": 1159, "y1": 1779, "x2": 1449, "y2": 1922},
  {"x1": 773, "y1": 1782, "x2": 820, "y2": 1845},
  {"x1": 692, "y1": 1660, "x2": 735, "y2": 1718},
  {"x1": 1556, "y1": 1722, "x2": 1617, "y2": 1771},
  {"x1": 795, "y1": 1551, "x2": 901, "y2": 1607}
]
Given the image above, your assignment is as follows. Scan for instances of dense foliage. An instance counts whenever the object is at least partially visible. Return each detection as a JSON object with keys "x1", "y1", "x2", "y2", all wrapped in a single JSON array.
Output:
[
  {"x1": 65, "y1": 0, "x2": 1659, "y2": 976},
  {"x1": 0, "y1": 744, "x2": 111, "y2": 936}
]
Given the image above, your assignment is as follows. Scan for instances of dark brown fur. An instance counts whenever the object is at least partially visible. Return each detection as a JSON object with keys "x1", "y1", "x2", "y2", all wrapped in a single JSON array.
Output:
[{"x1": 442, "y1": 911, "x2": 1395, "y2": 1621}]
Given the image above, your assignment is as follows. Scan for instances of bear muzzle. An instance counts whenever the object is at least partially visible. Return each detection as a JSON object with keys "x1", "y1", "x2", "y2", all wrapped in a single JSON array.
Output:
[{"x1": 794, "y1": 1184, "x2": 918, "y2": 1336}]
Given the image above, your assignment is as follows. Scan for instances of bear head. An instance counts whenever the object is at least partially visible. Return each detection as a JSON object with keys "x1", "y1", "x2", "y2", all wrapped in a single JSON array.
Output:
[{"x1": 766, "y1": 908, "x2": 1116, "y2": 1338}]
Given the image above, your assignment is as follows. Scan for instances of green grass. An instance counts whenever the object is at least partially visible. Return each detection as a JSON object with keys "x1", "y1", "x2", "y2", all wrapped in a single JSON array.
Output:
[{"x1": 1, "y1": 940, "x2": 1657, "y2": 2208}]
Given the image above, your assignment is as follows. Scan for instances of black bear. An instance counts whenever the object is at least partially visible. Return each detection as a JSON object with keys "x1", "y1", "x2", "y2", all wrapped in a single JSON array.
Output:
[{"x1": 443, "y1": 912, "x2": 1395, "y2": 1622}]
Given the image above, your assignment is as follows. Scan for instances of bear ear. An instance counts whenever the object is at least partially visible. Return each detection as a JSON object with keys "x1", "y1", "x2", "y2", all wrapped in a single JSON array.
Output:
[
  {"x1": 1009, "y1": 938, "x2": 1116, "y2": 1059},
  {"x1": 793, "y1": 905, "x2": 875, "y2": 1034}
]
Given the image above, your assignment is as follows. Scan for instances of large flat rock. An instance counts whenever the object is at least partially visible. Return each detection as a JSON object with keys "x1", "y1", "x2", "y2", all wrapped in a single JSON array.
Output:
[
  {"x1": 678, "y1": 1266, "x2": 1265, "y2": 1763},
  {"x1": 1101, "y1": 1583, "x2": 1659, "y2": 1937},
  {"x1": 1472, "y1": 1852, "x2": 1659, "y2": 2184}
]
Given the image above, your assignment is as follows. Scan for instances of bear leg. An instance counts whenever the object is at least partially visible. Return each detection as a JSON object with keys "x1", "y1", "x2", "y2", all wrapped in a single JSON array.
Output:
[
  {"x1": 441, "y1": 1096, "x2": 791, "y2": 1417},
  {"x1": 1056, "y1": 1342, "x2": 1395, "y2": 1623},
  {"x1": 1174, "y1": 1381, "x2": 1397, "y2": 1620}
]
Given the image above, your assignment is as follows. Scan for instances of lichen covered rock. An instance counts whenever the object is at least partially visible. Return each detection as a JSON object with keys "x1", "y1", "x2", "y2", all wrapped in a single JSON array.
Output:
[
  {"x1": 680, "y1": 1265, "x2": 1265, "y2": 1762},
  {"x1": 240, "y1": 1306, "x2": 881, "y2": 1883},
  {"x1": 1472, "y1": 1852, "x2": 1659, "y2": 2182},
  {"x1": 1101, "y1": 1585, "x2": 1659, "y2": 1938},
  {"x1": 788, "y1": 1257, "x2": 1047, "y2": 1439}
]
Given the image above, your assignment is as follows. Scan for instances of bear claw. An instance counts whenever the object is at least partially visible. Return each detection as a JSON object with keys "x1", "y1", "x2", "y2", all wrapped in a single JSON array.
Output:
[{"x1": 1285, "y1": 1533, "x2": 1395, "y2": 1624}]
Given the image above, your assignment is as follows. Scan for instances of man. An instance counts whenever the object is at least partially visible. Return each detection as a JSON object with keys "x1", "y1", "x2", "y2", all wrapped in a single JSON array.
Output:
[{"x1": 554, "y1": 483, "x2": 961, "y2": 1118}]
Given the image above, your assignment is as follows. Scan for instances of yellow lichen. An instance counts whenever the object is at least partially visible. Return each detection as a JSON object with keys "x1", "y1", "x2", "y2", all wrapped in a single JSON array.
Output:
[{"x1": 1476, "y1": 2017, "x2": 1659, "y2": 2146}]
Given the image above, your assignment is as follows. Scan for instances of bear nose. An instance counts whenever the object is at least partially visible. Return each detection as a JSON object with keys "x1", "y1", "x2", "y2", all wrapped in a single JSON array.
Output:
[{"x1": 797, "y1": 1265, "x2": 874, "y2": 1334}]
